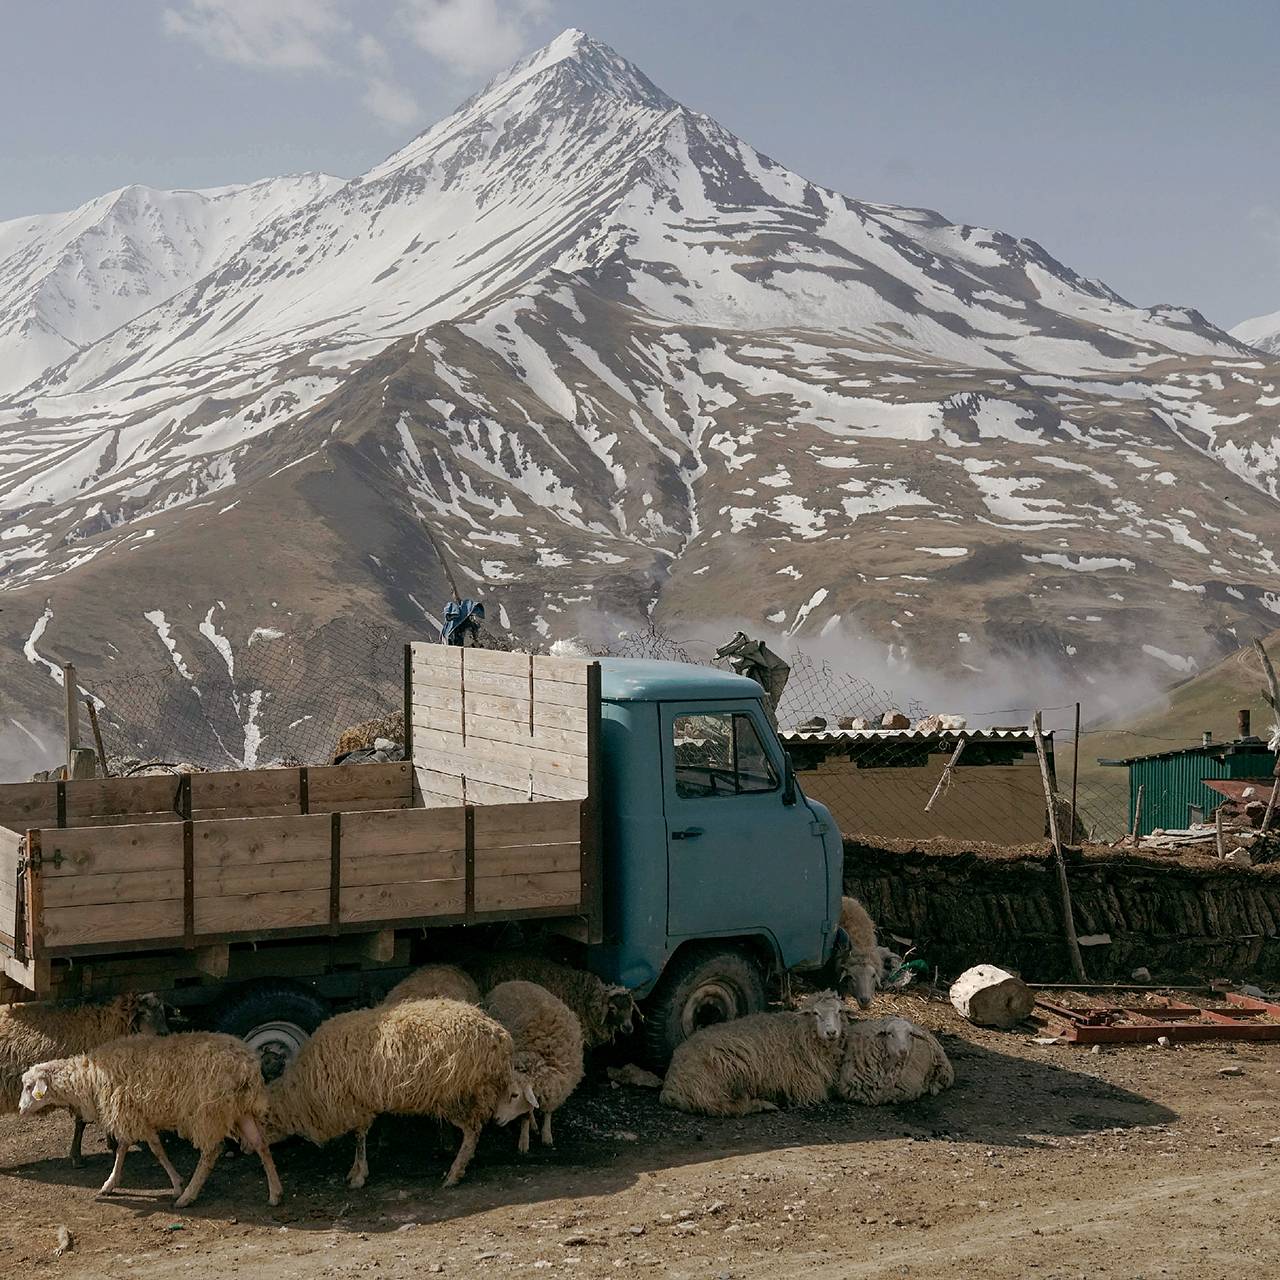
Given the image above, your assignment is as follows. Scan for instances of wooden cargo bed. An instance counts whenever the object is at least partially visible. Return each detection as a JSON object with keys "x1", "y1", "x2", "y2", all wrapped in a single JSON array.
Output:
[{"x1": 0, "y1": 646, "x2": 602, "y2": 999}]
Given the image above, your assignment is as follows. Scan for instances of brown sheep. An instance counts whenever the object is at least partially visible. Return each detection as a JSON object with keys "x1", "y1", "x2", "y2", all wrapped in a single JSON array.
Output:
[
  {"x1": 659, "y1": 991, "x2": 845, "y2": 1117},
  {"x1": 483, "y1": 981, "x2": 584, "y2": 1151},
  {"x1": 837, "y1": 896, "x2": 900, "y2": 1009},
  {"x1": 0, "y1": 992, "x2": 167, "y2": 1164},
  {"x1": 19, "y1": 1031, "x2": 280, "y2": 1207},
  {"x1": 265, "y1": 998, "x2": 531, "y2": 1189},
  {"x1": 466, "y1": 952, "x2": 635, "y2": 1049},
  {"x1": 382, "y1": 964, "x2": 481, "y2": 1006}
]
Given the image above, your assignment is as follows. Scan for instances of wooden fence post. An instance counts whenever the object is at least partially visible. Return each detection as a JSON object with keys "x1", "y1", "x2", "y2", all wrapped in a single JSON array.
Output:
[
  {"x1": 63, "y1": 663, "x2": 79, "y2": 771},
  {"x1": 1033, "y1": 712, "x2": 1087, "y2": 982}
]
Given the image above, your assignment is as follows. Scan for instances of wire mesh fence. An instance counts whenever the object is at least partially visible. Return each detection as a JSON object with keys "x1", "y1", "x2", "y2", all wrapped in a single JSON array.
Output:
[{"x1": 63, "y1": 615, "x2": 1141, "y2": 850}]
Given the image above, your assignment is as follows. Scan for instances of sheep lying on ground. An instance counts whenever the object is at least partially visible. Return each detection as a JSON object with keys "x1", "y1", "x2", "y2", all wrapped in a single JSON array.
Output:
[
  {"x1": 265, "y1": 997, "x2": 531, "y2": 1189},
  {"x1": 19, "y1": 1031, "x2": 279, "y2": 1208},
  {"x1": 466, "y1": 953, "x2": 635, "y2": 1049},
  {"x1": 382, "y1": 964, "x2": 480, "y2": 1006},
  {"x1": 0, "y1": 992, "x2": 167, "y2": 1164},
  {"x1": 483, "y1": 980, "x2": 584, "y2": 1152},
  {"x1": 659, "y1": 991, "x2": 845, "y2": 1117},
  {"x1": 836, "y1": 896, "x2": 901, "y2": 1009},
  {"x1": 835, "y1": 1016, "x2": 954, "y2": 1104}
]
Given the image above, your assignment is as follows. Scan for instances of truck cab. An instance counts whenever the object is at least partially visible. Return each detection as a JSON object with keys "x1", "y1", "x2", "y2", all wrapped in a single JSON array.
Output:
[{"x1": 589, "y1": 659, "x2": 843, "y2": 1061}]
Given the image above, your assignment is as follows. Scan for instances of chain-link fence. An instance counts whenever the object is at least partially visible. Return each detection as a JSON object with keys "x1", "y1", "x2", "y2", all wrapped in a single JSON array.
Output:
[{"x1": 64, "y1": 616, "x2": 1144, "y2": 849}]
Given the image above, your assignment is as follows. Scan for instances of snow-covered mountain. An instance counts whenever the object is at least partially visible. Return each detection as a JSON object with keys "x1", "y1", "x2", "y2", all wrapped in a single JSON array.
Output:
[
  {"x1": 2, "y1": 29, "x2": 1279, "y2": 767},
  {"x1": 1232, "y1": 308, "x2": 1280, "y2": 356}
]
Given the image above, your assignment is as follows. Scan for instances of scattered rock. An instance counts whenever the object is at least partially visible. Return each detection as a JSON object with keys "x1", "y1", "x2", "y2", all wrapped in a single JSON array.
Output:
[
  {"x1": 1218, "y1": 1065, "x2": 1246, "y2": 1077},
  {"x1": 1132, "y1": 967, "x2": 1152, "y2": 983},
  {"x1": 881, "y1": 711, "x2": 910, "y2": 729},
  {"x1": 54, "y1": 1226, "x2": 73, "y2": 1258},
  {"x1": 1157, "y1": 1036, "x2": 1172, "y2": 1049}
]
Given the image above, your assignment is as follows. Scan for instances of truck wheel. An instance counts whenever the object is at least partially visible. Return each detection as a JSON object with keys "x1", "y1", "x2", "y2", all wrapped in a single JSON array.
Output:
[
  {"x1": 208, "y1": 982, "x2": 328, "y2": 1080},
  {"x1": 643, "y1": 946, "x2": 767, "y2": 1068}
]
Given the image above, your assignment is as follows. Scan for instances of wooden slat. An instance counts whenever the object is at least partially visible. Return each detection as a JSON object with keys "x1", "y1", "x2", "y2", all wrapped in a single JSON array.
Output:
[
  {"x1": 460, "y1": 780, "x2": 532, "y2": 805},
  {"x1": 533, "y1": 654, "x2": 593, "y2": 682},
  {"x1": 195, "y1": 861, "x2": 331, "y2": 896},
  {"x1": 307, "y1": 763, "x2": 413, "y2": 810},
  {"x1": 474, "y1": 870, "x2": 581, "y2": 912},
  {"x1": 411, "y1": 684, "x2": 463, "y2": 712},
  {"x1": 339, "y1": 807, "x2": 466, "y2": 856},
  {"x1": 464, "y1": 713, "x2": 588, "y2": 758},
  {"x1": 340, "y1": 849, "x2": 463, "y2": 888},
  {"x1": 464, "y1": 649, "x2": 533, "y2": 675},
  {"x1": 0, "y1": 782, "x2": 58, "y2": 832},
  {"x1": 191, "y1": 804, "x2": 301, "y2": 822},
  {"x1": 42, "y1": 898, "x2": 184, "y2": 948},
  {"x1": 531, "y1": 678, "x2": 589, "y2": 709},
  {"x1": 190, "y1": 769, "x2": 301, "y2": 816},
  {"x1": 42, "y1": 868, "x2": 184, "y2": 909},
  {"x1": 451, "y1": 735, "x2": 589, "y2": 782},
  {"x1": 474, "y1": 800, "x2": 581, "y2": 848},
  {"x1": 531, "y1": 700, "x2": 589, "y2": 732},
  {"x1": 410, "y1": 645, "x2": 462, "y2": 672},
  {"x1": 413, "y1": 726, "x2": 466, "y2": 755},
  {"x1": 340, "y1": 879, "x2": 466, "y2": 923},
  {"x1": 462, "y1": 690, "x2": 529, "y2": 725},
  {"x1": 473, "y1": 842, "x2": 580, "y2": 877},
  {"x1": 431, "y1": 752, "x2": 586, "y2": 800},
  {"x1": 64, "y1": 776, "x2": 183, "y2": 823},
  {"x1": 41, "y1": 824, "x2": 185, "y2": 878},
  {"x1": 194, "y1": 890, "x2": 329, "y2": 934},
  {"x1": 192, "y1": 815, "x2": 332, "y2": 869},
  {"x1": 413, "y1": 767, "x2": 465, "y2": 803},
  {"x1": 458, "y1": 668, "x2": 536, "y2": 699}
]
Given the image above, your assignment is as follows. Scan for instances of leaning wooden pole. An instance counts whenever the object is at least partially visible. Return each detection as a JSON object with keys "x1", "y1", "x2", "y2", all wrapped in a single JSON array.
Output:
[{"x1": 1033, "y1": 711, "x2": 1087, "y2": 982}]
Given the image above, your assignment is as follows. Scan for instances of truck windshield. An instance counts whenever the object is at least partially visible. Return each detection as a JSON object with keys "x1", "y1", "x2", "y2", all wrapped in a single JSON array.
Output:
[{"x1": 673, "y1": 712, "x2": 780, "y2": 799}]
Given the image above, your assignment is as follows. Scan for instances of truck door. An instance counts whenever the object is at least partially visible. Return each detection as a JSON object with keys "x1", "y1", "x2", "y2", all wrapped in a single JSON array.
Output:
[{"x1": 660, "y1": 701, "x2": 829, "y2": 958}]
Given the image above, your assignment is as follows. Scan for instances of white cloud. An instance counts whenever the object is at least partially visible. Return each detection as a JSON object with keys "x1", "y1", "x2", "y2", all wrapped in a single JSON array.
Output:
[
  {"x1": 358, "y1": 34, "x2": 422, "y2": 127},
  {"x1": 397, "y1": 0, "x2": 552, "y2": 76},
  {"x1": 162, "y1": 0, "x2": 349, "y2": 70}
]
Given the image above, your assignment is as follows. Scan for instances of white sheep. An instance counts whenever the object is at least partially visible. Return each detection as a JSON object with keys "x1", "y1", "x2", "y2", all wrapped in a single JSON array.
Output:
[
  {"x1": 482, "y1": 980, "x2": 584, "y2": 1152},
  {"x1": 382, "y1": 963, "x2": 481, "y2": 1005},
  {"x1": 466, "y1": 952, "x2": 635, "y2": 1049},
  {"x1": 659, "y1": 991, "x2": 845, "y2": 1117},
  {"x1": 835, "y1": 1016, "x2": 954, "y2": 1105},
  {"x1": 19, "y1": 1031, "x2": 280, "y2": 1208},
  {"x1": 0, "y1": 992, "x2": 167, "y2": 1165},
  {"x1": 837, "y1": 896, "x2": 900, "y2": 1009},
  {"x1": 265, "y1": 997, "x2": 532, "y2": 1189}
]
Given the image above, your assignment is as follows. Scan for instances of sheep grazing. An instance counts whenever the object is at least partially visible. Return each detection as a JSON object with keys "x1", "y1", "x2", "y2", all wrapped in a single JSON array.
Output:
[
  {"x1": 382, "y1": 964, "x2": 481, "y2": 1006},
  {"x1": 265, "y1": 997, "x2": 530, "y2": 1189},
  {"x1": 837, "y1": 896, "x2": 901, "y2": 1009},
  {"x1": 0, "y1": 992, "x2": 167, "y2": 1165},
  {"x1": 467, "y1": 952, "x2": 636, "y2": 1049},
  {"x1": 19, "y1": 1031, "x2": 280, "y2": 1208},
  {"x1": 834, "y1": 1016, "x2": 954, "y2": 1105},
  {"x1": 482, "y1": 980, "x2": 584, "y2": 1152},
  {"x1": 659, "y1": 991, "x2": 846, "y2": 1118}
]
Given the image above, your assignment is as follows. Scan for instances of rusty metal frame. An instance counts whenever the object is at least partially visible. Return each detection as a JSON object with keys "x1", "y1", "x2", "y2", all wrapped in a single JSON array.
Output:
[{"x1": 1037, "y1": 992, "x2": 1280, "y2": 1043}]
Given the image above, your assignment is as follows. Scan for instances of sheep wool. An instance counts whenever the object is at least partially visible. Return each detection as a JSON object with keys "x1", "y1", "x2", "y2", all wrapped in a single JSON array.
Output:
[
  {"x1": 837, "y1": 896, "x2": 897, "y2": 1010},
  {"x1": 467, "y1": 952, "x2": 635, "y2": 1049},
  {"x1": 660, "y1": 994, "x2": 846, "y2": 1118},
  {"x1": 0, "y1": 992, "x2": 167, "y2": 1164},
  {"x1": 383, "y1": 964, "x2": 481, "y2": 1006},
  {"x1": 483, "y1": 980, "x2": 584, "y2": 1151},
  {"x1": 19, "y1": 1031, "x2": 280, "y2": 1208},
  {"x1": 835, "y1": 1016, "x2": 954, "y2": 1105},
  {"x1": 266, "y1": 997, "x2": 522, "y2": 1189}
]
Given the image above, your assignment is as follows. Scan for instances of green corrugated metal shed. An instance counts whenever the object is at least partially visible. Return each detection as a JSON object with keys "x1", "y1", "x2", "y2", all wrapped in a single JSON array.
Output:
[{"x1": 1103, "y1": 738, "x2": 1278, "y2": 835}]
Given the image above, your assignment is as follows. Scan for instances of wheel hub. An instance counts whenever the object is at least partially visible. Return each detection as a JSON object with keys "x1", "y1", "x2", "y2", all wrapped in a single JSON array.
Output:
[
  {"x1": 243, "y1": 1020, "x2": 310, "y2": 1080},
  {"x1": 681, "y1": 980, "x2": 739, "y2": 1036}
]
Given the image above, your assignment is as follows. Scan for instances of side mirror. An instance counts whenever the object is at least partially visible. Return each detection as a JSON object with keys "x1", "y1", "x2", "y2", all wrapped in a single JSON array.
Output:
[{"x1": 782, "y1": 751, "x2": 797, "y2": 806}]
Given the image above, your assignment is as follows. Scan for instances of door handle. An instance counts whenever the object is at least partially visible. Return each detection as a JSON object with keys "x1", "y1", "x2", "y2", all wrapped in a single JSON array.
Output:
[{"x1": 670, "y1": 827, "x2": 704, "y2": 840}]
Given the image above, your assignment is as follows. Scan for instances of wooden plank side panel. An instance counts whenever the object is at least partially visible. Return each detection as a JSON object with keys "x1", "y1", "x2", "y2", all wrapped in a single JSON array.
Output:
[
  {"x1": 473, "y1": 842, "x2": 580, "y2": 878},
  {"x1": 42, "y1": 898, "x2": 184, "y2": 948},
  {"x1": 0, "y1": 826, "x2": 20, "y2": 945},
  {"x1": 464, "y1": 649, "x2": 533, "y2": 676},
  {"x1": 191, "y1": 769, "x2": 300, "y2": 817},
  {"x1": 307, "y1": 763, "x2": 413, "y2": 811},
  {"x1": 41, "y1": 823, "x2": 185, "y2": 878},
  {"x1": 473, "y1": 800, "x2": 582, "y2": 849},
  {"x1": 42, "y1": 868, "x2": 184, "y2": 909},
  {"x1": 0, "y1": 782, "x2": 57, "y2": 833},
  {"x1": 465, "y1": 714, "x2": 588, "y2": 758},
  {"x1": 192, "y1": 815, "x2": 333, "y2": 870},
  {"x1": 474, "y1": 870, "x2": 581, "y2": 912},
  {"x1": 65, "y1": 776, "x2": 184, "y2": 824},
  {"x1": 340, "y1": 850, "x2": 463, "y2": 888},
  {"x1": 340, "y1": 807, "x2": 466, "y2": 857},
  {"x1": 342, "y1": 879, "x2": 465, "y2": 923},
  {"x1": 195, "y1": 890, "x2": 329, "y2": 935},
  {"x1": 413, "y1": 767, "x2": 464, "y2": 804}
]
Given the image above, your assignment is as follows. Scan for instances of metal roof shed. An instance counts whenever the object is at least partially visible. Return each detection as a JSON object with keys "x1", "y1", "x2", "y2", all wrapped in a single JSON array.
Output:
[{"x1": 1100, "y1": 737, "x2": 1278, "y2": 836}]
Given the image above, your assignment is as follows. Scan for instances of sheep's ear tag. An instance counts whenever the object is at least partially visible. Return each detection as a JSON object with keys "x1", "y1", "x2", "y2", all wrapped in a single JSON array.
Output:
[{"x1": 32, "y1": 1082, "x2": 47, "y2": 1100}]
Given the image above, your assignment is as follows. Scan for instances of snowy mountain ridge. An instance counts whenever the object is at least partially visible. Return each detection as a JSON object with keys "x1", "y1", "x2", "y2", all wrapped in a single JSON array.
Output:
[{"x1": 1, "y1": 28, "x2": 1279, "y2": 768}]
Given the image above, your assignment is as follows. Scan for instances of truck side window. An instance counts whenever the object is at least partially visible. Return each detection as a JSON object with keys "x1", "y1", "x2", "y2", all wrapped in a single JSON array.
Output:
[{"x1": 673, "y1": 713, "x2": 780, "y2": 799}]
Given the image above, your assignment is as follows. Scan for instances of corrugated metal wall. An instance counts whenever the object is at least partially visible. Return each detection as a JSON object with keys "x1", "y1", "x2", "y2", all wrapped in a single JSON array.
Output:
[{"x1": 1128, "y1": 747, "x2": 1277, "y2": 835}]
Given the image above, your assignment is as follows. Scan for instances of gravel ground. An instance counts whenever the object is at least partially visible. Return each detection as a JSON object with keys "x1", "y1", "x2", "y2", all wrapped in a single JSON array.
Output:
[{"x1": 4, "y1": 991, "x2": 1280, "y2": 1279}]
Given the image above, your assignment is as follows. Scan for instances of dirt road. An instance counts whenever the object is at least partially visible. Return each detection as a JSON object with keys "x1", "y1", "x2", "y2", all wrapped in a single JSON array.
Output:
[{"x1": 3, "y1": 993, "x2": 1278, "y2": 1279}]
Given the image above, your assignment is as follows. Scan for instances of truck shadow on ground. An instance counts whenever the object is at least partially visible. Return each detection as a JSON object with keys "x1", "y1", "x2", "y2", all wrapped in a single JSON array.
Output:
[{"x1": 1, "y1": 1034, "x2": 1176, "y2": 1233}]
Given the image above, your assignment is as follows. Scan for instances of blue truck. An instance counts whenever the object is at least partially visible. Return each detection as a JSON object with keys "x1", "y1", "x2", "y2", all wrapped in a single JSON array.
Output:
[{"x1": 0, "y1": 648, "x2": 843, "y2": 1065}]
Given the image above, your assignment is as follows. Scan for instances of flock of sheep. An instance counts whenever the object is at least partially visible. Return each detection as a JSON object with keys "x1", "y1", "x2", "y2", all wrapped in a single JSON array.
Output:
[{"x1": 0, "y1": 898, "x2": 952, "y2": 1209}]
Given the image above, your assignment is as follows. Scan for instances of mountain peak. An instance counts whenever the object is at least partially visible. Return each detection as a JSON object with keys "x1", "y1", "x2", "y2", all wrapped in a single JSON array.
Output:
[{"x1": 466, "y1": 26, "x2": 675, "y2": 114}]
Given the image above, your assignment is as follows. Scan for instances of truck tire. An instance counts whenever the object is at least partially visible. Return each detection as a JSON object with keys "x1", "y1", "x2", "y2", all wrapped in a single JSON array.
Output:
[
  {"x1": 642, "y1": 945, "x2": 767, "y2": 1068},
  {"x1": 207, "y1": 981, "x2": 328, "y2": 1080}
]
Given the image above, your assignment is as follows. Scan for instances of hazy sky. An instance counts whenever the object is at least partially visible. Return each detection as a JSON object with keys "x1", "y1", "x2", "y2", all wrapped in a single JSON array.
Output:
[{"x1": 2, "y1": 0, "x2": 1278, "y2": 329}]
